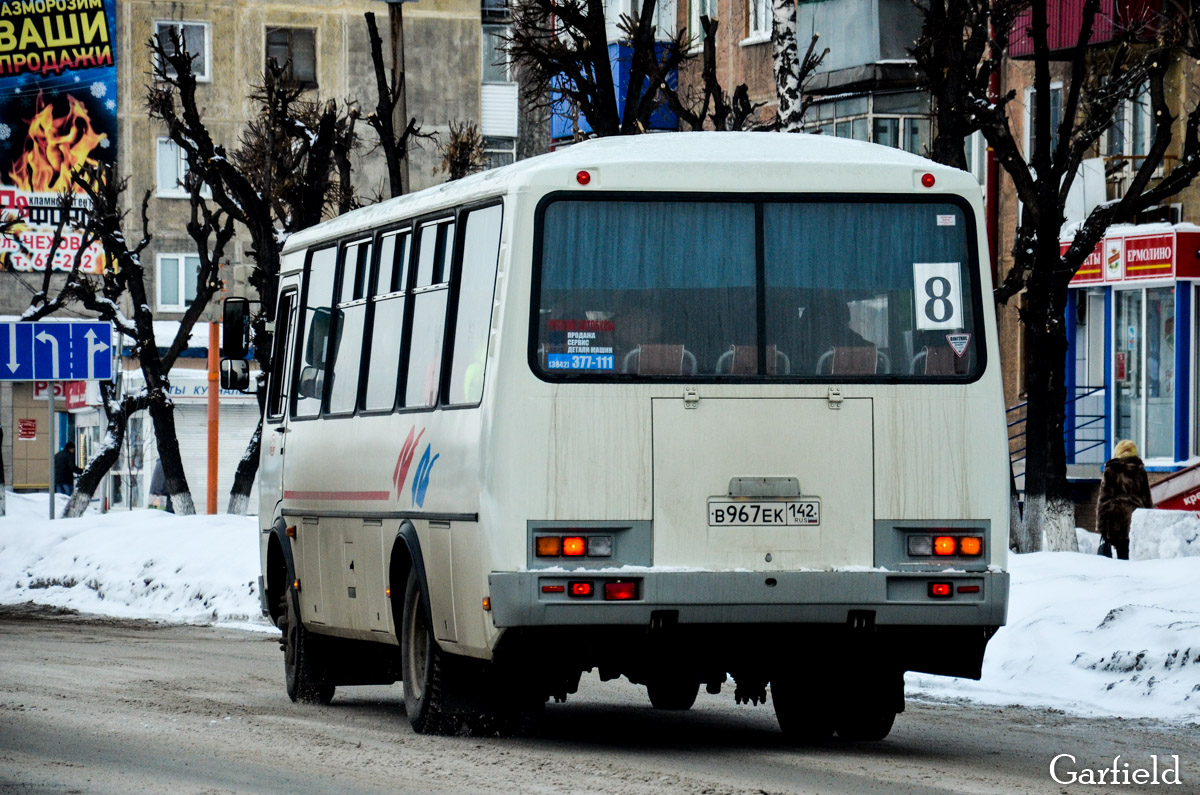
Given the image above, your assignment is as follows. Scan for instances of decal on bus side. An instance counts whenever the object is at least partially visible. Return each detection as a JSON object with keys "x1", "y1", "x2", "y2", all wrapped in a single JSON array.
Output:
[{"x1": 393, "y1": 425, "x2": 439, "y2": 507}]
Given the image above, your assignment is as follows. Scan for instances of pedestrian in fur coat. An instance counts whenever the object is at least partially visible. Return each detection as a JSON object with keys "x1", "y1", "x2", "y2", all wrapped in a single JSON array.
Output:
[{"x1": 1095, "y1": 439, "x2": 1153, "y2": 560}]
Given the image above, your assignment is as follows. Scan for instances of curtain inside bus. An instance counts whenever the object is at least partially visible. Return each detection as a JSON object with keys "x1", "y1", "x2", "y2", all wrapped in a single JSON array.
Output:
[{"x1": 536, "y1": 197, "x2": 979, "y2": 380}]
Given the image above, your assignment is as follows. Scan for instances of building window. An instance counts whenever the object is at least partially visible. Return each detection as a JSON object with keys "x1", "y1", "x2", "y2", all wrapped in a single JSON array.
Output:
[
  {"x1": 155, "y1": 21, "x2": 211, "y2": 81},
  {"x1": 266, "y1": 28, "x2": 317, "y2": 89},
  {"x1": 689, "y1": 0, "x2": 717, "y2": 49},
  {"x1": 483, "y1": 136, "x2": 516, "y2": 169},
  {"x1": 1025, "y1": 82, "x2": 1063, "y2": 159},
  {"x1": 1104, "y1": 82, "x2": 1151, "y2": 165},
  {"x1": 747, "y1": 0, "x2": 770, "y2": 40},
  {"x1": 807, "y1": 92, "x2": 930, "y2": 155},
  {"x1": 156, "y1": 138, "x2": 190, "y2": 198},
  {"x1": 482, "y1": 24, "x2": 510, "y2": 83},
  {"x1": 157, "y1": 253, "x2": 200, "y2": 311}
]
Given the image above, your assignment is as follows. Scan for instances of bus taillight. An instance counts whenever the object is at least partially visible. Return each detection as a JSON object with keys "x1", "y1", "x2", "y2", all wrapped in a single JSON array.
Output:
[
  {"x1": 562, "y1": 536, "x2": 587, "y2": 556},
  {"x1": 928, "y1": 582, "x2": 952, "y2": 597},
  {"x1": 569, "y1": 581, "x2": 593, "y2": 597},
  {"x1": 604, "y1": 581, "x2": 637, "y2": 601},
  {"x1": 933, "y1": 536, "x2": 957, "y2": 556},
  {"x1": 959, "y1": 536, "x2": 983, "y2": 556}
]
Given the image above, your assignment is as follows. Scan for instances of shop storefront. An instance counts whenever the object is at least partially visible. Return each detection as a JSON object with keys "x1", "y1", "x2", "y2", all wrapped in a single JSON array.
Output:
[{"x1": 1065, "y1": 224, "x2": 1200, "y2": 470}]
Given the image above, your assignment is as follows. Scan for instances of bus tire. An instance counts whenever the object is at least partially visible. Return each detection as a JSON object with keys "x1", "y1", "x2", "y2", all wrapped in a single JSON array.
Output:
[
  {"x1": 646, "y1": 679, "x2": 699, "y2": 710},
  {"x1": 834, "y1": 708, "x2": 896, "y2": 742},
  {"x1": 282, "y1": 590, "x2": 335, "y2": 705},
  {"x1": 771, "y1": 674, "x2": 834, "y2": 744},
  {"x1": 400, "y1": 574, "x2": 455, "y2": 734}
]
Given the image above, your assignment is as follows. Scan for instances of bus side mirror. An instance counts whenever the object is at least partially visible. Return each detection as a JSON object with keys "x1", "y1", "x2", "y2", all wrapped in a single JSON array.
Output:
[
  {"x1": 222, "y1": 298, "x2": 251, "y2": 359},
  {"x1": 220, "y1": 359, "x2": 251, "y2": 392}
]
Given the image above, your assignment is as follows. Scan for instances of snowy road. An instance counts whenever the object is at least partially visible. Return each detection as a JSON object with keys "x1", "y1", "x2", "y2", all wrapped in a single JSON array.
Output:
[{"x1": 2, "y1": 608, "x2": 1198, "y2": 794}]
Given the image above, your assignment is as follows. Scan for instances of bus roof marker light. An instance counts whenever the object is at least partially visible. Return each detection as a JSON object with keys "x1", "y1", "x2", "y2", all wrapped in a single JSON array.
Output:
[
  {"x1": 921, "y1": 172, "x2": 936, "y2": 188},
  {"x1": 576, "y1": 170, "x2": 592, "y2": 186}
]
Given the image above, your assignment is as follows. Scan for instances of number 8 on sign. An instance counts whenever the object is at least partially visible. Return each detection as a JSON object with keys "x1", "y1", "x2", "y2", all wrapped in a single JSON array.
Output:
[{"x1": 912, "y1": 262, "x2": 963, "y2": 331}]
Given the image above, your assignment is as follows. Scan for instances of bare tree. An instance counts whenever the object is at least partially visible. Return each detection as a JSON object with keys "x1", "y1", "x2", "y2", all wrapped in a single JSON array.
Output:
[
  {"x1": 148, "y1": 31, "x2": 354, "y2": 513},
  {"x1": 912, "y1": 0, "x2": 1200, "y2": 551},
  {"x1": 771, "y1": 2, "x2": 828, "y2": 131},
  {"x1": 657, "y1": 18, "x2": 766, "y2": 131},
  {"x1": 507, "y1": 0, "x2": 691, "y2": 137},
  {"x1": 437, "y1": 121, "x2": 487, "y2": 179},
  {"x1": 364, "y1": 11, "x2": 425, "y2": 198},
  {"x1": 21, "y1": 164, "x2": 233, "y2": 517}
]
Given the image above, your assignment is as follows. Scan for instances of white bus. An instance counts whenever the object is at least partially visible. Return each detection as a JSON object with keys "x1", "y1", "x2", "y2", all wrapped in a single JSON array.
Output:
[{"x1": 226, "y1": 132, "x2": 1010, "y2": 741}]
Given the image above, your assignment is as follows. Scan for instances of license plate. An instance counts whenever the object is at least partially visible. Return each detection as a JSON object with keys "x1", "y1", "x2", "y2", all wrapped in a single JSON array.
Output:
[{"x1": 707, "y1": 500, "x2": 821, "y2": 527}]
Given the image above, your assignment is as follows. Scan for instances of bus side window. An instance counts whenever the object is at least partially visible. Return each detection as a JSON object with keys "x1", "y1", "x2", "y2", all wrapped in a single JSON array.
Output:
[
  {"x1": 365, "y1": 230, "x2": 411, "y2": 411},
  {"x1": 294, "y1": 246, "x2": 338, "y2": 418},
  {"x1": 326, "y1": 238, "x2": 373, "y2": 415},
  {"x1": 405, "y1": 219, "x2": 454, "y2": 408},
  {"x1": 266, "y1": 290, "x2": 297, "y2": 420},
  {"x1": 446, "y1": 204, "x2": 502, "y2": 405}
]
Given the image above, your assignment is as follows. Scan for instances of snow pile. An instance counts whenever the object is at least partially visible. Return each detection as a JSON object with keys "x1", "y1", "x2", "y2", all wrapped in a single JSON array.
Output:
[
  {"x1": 909, "y1": 552, "x2": 1200, "y2": 722},
  {"x1": 0, "y1": 492, "x2": 266, "y2": 629},
  {"x1": 1130, "y1": 509, "x2": 1200, "y2": 560}
]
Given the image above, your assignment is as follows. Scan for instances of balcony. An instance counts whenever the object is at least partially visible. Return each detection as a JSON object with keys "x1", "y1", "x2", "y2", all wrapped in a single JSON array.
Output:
[{"x1": 1008, "y1": 0, "x2": 1161, "y2": 59}]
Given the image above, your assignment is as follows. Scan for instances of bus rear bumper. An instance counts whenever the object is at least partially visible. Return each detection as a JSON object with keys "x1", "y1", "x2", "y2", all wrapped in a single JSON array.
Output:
[{"x1": 487, "y1": 570, "x2": 1009, "y2": 628}]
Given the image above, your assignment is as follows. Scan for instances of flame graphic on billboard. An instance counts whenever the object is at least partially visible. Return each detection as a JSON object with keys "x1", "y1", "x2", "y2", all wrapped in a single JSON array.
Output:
[{"x1": 8, "y1": 94, "x2": 106, "y2": 193}]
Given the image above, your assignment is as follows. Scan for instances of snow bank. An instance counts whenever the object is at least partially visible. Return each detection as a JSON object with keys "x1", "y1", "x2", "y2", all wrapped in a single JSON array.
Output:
[
  {"x1": 909, "y1": 552, "x2": 1200, "y2": 722},
  {"x1": 0, "y1": 492, "x2": 267, "y2": 630},
  {"x1": 1130, "y1": 509, "x2": 1200, "y2": 560}
]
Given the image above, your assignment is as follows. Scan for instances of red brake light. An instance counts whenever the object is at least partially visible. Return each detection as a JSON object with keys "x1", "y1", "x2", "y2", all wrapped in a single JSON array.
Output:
[
  {"x1": 604, "y1": 581, "x2": 637, "y2": 601},
  {"x1": 541, "y1": 584, "x2": 565, "y2": 594},
  {"x1": 562, "y1": 536, "x2": 587, "y2": 556},
  {"x1": 933, "y1": 536, "x2": 957, "y2": 556},
  {"x1": 568, "y1": 581, "x2": 593, "y2": 597},
  {"x1": 929, "y1": 582, "x2": 952, "y2": 598}
]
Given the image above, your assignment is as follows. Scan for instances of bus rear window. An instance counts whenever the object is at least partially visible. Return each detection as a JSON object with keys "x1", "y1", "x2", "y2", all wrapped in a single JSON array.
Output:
[{"x1": 534, "y1": 197, "x2": 980, "y2": 380}]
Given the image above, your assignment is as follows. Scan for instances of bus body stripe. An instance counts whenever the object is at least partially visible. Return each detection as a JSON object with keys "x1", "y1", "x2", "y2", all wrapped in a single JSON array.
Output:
[{"x1": 283, "y1": 490, "x2": 392, "y2": 501}]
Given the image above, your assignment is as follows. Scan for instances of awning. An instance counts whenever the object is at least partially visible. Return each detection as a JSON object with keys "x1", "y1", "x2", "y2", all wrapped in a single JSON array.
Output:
[{"x1": 1066, "y1": 224, "x2": 1200, "y2": 285}]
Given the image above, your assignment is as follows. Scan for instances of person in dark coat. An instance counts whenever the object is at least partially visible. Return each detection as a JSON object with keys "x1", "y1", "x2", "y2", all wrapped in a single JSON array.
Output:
[
  {"x1": 53, "y1": 442, "x2": 82, "y2": 495},
  {"x1": 1095, "y1": 439, "x2": 1153, "y2": 560},
  {"x1": 149, "y1": 459, "x2": 174, "y2": 513}
]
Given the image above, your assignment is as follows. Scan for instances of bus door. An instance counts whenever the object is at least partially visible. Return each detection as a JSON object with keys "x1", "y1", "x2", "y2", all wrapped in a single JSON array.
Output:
[{"x1": 261, "y1": 288, "x2": 298, "y2": 517}]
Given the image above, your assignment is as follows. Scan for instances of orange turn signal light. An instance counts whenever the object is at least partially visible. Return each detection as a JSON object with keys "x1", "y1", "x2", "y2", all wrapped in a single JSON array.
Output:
[
  {"x1": 562, "y1": 536, "x2": 587, "y2": 556},
  {"x1": 536, "y1": 536, "x2": 562, "y2": 557},
  {"x1": 959, "y1": 536, "x2": 983, "y2": 556},
  {"x1": 933, "y1": 536, "x2": 957, "y2": 556},
  {"x1": 286, "y1": 525, "x2": 297, "y2": 538}
]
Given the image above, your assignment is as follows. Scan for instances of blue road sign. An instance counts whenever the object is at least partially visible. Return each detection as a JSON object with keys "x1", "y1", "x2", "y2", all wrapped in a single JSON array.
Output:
[{"x1": 0, "y1": 321, "x2": 114, "y2": 381}]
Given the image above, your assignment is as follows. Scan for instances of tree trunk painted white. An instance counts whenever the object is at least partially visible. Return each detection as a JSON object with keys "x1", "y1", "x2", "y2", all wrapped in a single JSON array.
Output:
[
  {"x1": 1020, "y1": 493, "x2": 1078, "y2": 553},
  {"x1": 771, "y1": 0, "x2": 802, "y2": 132},
  {"x1": 63, "y1": 489, "x2": 91, "y2": 518}
]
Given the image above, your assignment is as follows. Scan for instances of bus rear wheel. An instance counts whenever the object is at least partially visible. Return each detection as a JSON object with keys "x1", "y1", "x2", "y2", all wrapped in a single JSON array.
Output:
[
  {"x1": 401, "y1": 575, "x2": 456, "y2": 734},
  {"x1": 834, "y1": 670, "x2": 901, "y2": 741},
  {"x1": 282, "y1": 590, "x2": 335, "y2": 705},
  {"x1": 771, "y1": 673, "x2": 834, "y2": 744},
  {"x1": 646, "y1": 678, "x2": 699, "y2": 710}
]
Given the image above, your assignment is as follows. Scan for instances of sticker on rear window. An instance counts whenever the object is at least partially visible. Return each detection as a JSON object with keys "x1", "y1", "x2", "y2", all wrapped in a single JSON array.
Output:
[{"x1": 547, "y1": 353, "x2": 615, "y2": 370}]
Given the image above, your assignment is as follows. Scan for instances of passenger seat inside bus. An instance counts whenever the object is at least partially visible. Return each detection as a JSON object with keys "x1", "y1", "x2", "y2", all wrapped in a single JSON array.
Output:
[
  {"x1": 715, "y1": 345, "x2": 791, "y2": 375},
  {"x1": 815, "y1": 346, "x2": 890, "y2": 375},
  {"x1": 910, "y1": 345, "x2": 960, "y2": 375},
  {"x1": 622, "y1": 344, "x2": 698, "y2": 375}
]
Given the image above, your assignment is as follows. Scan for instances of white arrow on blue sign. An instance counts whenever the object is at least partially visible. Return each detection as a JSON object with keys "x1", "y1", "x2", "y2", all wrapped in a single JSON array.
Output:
[{"x1": 0, "y1": 321, "x2": 114, "y2": 381}]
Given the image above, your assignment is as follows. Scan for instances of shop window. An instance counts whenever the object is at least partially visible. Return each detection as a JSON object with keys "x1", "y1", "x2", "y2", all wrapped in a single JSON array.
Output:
[
  {"x1": 156, "y1": 253, "x2": 199, "y2": 311},
  {"x1": 155, "y1": 21, "x2": 211, "y2": 81},
  {"x1": 1114, "y1": 286, "x2": 1175, "y2": 460},
  {"x1": 266, "y1": 28, "x2": 317, "y2": 89}
]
